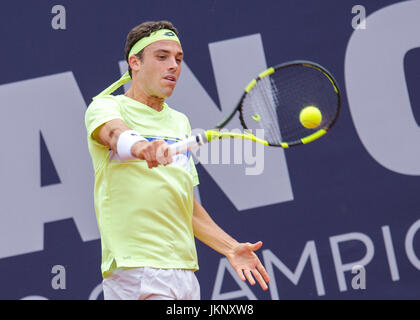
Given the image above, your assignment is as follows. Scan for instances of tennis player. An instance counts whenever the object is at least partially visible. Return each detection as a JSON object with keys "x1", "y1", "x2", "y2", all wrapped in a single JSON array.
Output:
[{"x1": 85, "y1": 20, "x2": 270, "y2": 300}]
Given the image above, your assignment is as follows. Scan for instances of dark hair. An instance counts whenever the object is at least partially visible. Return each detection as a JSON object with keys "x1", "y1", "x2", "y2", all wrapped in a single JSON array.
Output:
[{"x1": 125, "y1": 20, "x2": 179, "y2": 77}]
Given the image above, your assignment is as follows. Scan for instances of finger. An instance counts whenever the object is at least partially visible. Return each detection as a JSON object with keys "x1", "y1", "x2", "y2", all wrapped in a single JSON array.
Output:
[
  {"x1": 145, "y1": 149, "x2": 160, "y2": 166},
  {"x1": 244, "y1": 270, "x2": 256, "y2": 286},
  {"x1": 235, "y1": 268, "x2": 246, "y2": 282},
  {"x1": 142, "y1": 153, "x2": 153, "y2": 168},
  {"x1": 144, "y1": 153, "x2": 159, "y2": 169},
  {"x1": 251, "y1": 241, "x2": 263, "y2": 251},
  {"x1": 155, "y1": 142, "x2": 172, "y2": 165},
  {"x1": 257, "y1": 263, "x2": 270, "y2": 283},
  {"x1": 163, "y1": 146, "x2": 173, "y2": 165},
  {"x1": 155, "y1": 143, "x2": 166, "y2": 165},
  {"x1": 252, "y1": 269, "x2": 268, "y2": 291},
  {"x1": 159, "y1": 144, "x2": 172, "y2": 165}
]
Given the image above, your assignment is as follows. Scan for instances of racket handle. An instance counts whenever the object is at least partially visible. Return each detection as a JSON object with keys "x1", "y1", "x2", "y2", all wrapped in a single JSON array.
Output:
[{"x1": 169, "y1": 133, "x2": 208, "y2": 156}]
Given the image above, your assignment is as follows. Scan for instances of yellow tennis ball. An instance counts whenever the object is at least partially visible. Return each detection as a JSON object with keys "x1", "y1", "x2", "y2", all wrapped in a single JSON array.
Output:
[{"x1": 299, "y1": 106, "x2": 322, "y2": 129}]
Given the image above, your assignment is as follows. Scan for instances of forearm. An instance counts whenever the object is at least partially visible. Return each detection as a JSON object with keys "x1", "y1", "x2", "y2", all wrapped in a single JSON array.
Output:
[
  {"x1": 93, "y1": 119, "x2": 132, "y2": 152},
  {"x1": 192, "y1": 198, "x2": 239, "y2": 256},
  {"x1": 93, "y1": 119, "x2": 149, "y2": 158}
]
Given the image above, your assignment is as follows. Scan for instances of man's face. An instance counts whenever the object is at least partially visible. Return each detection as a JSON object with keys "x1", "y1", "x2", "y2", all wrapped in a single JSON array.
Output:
[{"x1": 132, "y1": 40, "x2": 183, "y2": 99}]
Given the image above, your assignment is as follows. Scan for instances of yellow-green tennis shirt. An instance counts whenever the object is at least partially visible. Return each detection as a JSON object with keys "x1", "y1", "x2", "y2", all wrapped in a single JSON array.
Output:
[{"x1": 85, "y1": 94, "x2": 199, "y2": 277}]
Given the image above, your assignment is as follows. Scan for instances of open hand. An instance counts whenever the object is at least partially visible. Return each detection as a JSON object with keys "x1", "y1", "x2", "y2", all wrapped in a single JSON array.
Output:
[{"x1": 226, "y1": 241, "x2": 270, "y2": 291}]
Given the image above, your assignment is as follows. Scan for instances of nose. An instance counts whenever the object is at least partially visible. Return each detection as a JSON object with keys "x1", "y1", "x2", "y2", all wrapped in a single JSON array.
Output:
[{"x1": 168, "y1": 56, "x2": 178, "y2": 71}]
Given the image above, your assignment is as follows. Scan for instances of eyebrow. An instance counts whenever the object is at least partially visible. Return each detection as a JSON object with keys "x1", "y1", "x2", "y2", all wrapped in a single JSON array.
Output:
[{"x1": 153, "y1": 49, "x2": 184, "y2": 56}]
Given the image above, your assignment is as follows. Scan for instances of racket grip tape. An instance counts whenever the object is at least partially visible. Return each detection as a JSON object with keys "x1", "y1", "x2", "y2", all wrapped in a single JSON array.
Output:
[{"x1": 169, "y1": 133, "x2": 208, "y2": 156}]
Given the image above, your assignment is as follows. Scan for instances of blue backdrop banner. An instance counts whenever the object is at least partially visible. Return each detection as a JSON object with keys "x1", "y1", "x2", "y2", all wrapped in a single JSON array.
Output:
[{"x1": 0, "y1": 0, "x2": 419, "y2": 300}]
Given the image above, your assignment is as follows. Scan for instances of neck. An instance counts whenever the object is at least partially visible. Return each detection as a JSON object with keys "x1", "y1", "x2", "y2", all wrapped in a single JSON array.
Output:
[{"x1": 125, "y1": 84, "x2": 164, "y2": 112}]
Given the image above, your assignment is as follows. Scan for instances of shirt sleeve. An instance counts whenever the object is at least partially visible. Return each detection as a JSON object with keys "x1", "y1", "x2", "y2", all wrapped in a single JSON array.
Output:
[{"x1": 85, "y1": 96, "x2": 123, "y2": 141}]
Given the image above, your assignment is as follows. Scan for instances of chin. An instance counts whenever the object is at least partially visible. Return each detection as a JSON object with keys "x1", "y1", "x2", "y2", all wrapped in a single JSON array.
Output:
[{"x1": 161, "y1": 89, "x2": 175, "y2": 99}]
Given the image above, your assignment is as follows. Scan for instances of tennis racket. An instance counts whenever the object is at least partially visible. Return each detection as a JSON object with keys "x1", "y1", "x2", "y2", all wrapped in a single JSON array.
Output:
[{"x1": 169, "y1": 60, "x2": 341, "y2": 156}]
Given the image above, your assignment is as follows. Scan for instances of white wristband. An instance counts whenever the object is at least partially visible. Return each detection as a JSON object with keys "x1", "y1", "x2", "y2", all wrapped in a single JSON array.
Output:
[{"x1": 117, "y1": 130, "x2": 147, "y2": 160}]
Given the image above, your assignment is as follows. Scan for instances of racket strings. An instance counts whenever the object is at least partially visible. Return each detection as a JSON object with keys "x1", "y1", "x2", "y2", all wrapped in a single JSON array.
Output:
[
  {"x1": 244, "y1": 77, "x2": 282, "y2": 145},
  {"x1": 260, "y1": 77, "x2": 283, "y2": 144},
  {"x1": 240, "y1": 64, "x2": 339, "y2": 145}
]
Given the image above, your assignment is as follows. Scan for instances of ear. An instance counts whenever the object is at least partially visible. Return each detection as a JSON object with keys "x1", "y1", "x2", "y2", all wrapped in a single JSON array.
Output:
[{"x1": 128, "y1": 55, "x2": 141, "y2": 72}]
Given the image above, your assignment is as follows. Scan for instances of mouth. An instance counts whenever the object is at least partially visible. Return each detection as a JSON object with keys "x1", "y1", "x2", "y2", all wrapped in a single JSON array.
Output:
[{"x1": 163, "y1": 75, "x2": 177, "y2": 83}]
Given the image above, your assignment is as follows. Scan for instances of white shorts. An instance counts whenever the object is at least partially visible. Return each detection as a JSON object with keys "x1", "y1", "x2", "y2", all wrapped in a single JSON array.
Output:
[{"x1": 102, "y1": 267, "x2": 200, "y2": 300}]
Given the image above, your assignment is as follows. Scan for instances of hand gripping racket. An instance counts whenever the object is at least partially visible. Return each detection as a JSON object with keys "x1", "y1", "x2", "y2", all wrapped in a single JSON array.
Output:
[{"x1": 169, "y1": 60, "x2": 341, "y2": 156}]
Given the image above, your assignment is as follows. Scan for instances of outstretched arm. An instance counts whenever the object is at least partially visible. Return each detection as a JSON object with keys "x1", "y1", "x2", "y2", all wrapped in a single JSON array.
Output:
[
  {"x1": 92, "y1": 119, "x2": 172, "y2": 168},
  {"x1": 192, "y1": 198, "x2": 270, "y2": 290}
]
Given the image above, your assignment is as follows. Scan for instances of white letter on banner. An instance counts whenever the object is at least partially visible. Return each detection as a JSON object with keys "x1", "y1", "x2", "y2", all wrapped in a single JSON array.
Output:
[
  {"x1": 329, "y1": 232, "x2": 374, "y2": 292},
  {"x1": 405, "y1": 219, "x2": 420, "y2": 270},
  {"x1": 345, "y1": 0, "x2": 420, "y2": 175},
  {"x1": 0, "y1": 73, "x2": 99, "y2": 259},
  {"x1": 262, "y1": 243, "x2": 325, "y2": 299},
  {"x1": 382, "y1": 225, "x2": 400, "y2": 281}
]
